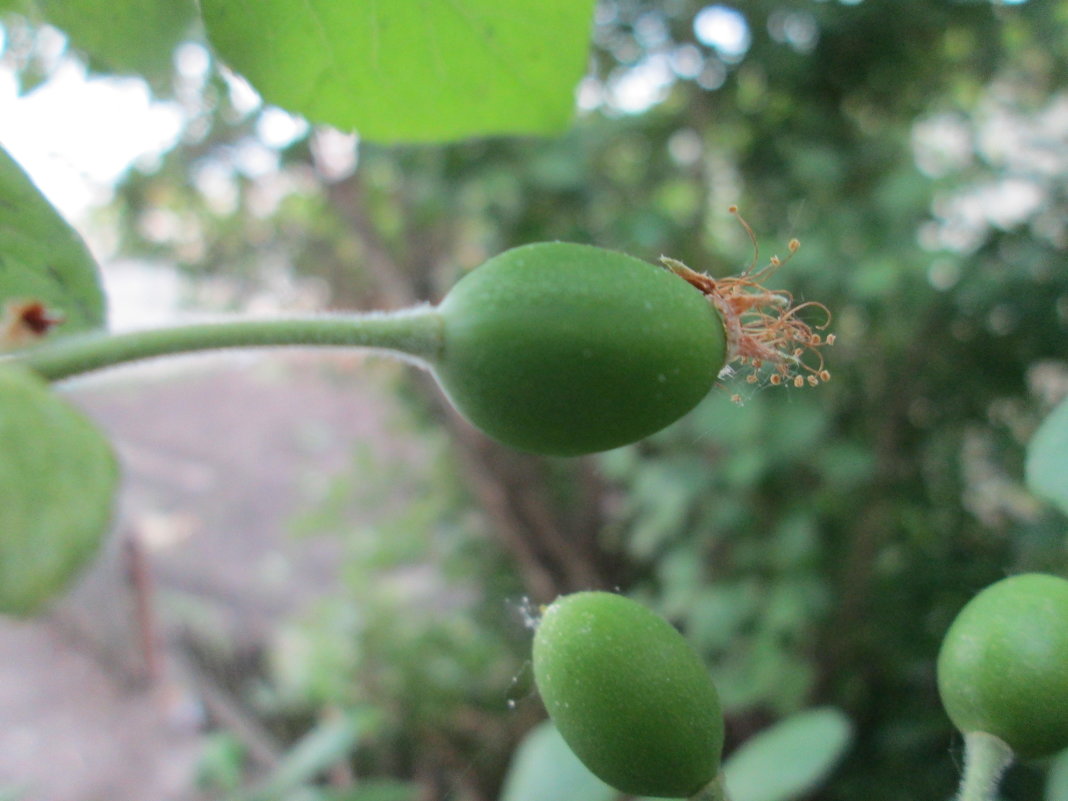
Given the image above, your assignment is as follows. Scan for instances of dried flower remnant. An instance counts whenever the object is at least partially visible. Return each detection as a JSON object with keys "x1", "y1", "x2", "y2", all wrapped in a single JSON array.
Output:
[
  {"x1": 1, "y1": 301, "x2": 65, "y2": 351},
  {"x1": 661, "y1": 207, "x2": 833, "y2": 392}
]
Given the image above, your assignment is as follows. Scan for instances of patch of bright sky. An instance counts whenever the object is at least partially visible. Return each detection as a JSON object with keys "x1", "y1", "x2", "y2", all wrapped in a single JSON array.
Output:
[
  {"x1": 257, "y1": 106, "x2": 308, "y2": 150},
  {"x1": 0, "y1": 28, "x2": 189, "y2": 330},
  {"x1": 0, "y1": 28, "x2": 332, "y2": 330},
  {"x1": 694, "y1": 5, "x2": 750, "y2": 62},
  {"x1": 0, "y1": 28, "x2": 312, "y2": 222},
  {"x1": 311, "y1": 128, "x2": 358, "y2": 181},
  {"x1": 220, "y1": 64, "x2": 261, "y2": 116},
  {"x1": 0, "y1": 51, "x2": 183, "y2": 222},
  {"x1": 603, "y1": 5, "x2": 750, "y2": 115},
  {"x1": 915, "y1": 88, "x2": 1068, "y2": 255},
  {"x1": 607, "y1": 53, "x2": 675, "y2": 114}
]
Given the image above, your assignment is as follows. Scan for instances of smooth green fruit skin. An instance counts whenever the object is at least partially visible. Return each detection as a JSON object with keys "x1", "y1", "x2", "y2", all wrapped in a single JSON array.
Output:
[
  {"x1": 0, "y1": 365, "x2": 118, "y2": 615},
  {"x1": 434, "y1": 243, "x2": 725, "y2": 456},
  {"x1": 937, "y1": 573, "x2": 1068, "y2": 758},
  {"x1": 533, "y1": 592, "x2": 724, "y2": 797}
]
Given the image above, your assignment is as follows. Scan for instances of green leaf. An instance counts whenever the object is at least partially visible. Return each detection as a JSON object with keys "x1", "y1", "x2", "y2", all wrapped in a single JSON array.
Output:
[
  {"x1": 722, "y1": 708, "x2": 853, "y2": 801},
  {"x1": 200, "y1": 0, "x2": 596, "y2": 143},
  {"x1": 1048, "y1": 747, "x2": 1068, "y2": 801},
  {"x1": 244, "y1": 712, "x2": 366, "y2": 801},
  {"x1": 35, "y1": 0, "x2": 195, "y2": 86},
  {"x1": 1027, "y1": 397, "x2": 1068, "y2": 517},
  {"x1": 0, "y1": 365, "x2": 118, "y2": 616},
  {"x1": 317, "y1": 781, "x2": 420, "y2": 801},
  {"x1": 500, "y1": 721, "x2": 618, "y2": 801},
  {"x1": 195, "y1": 732, "x2": 246, "y2": 793},
  {"x1": 0, "y1": 145, "x2": 106, "y2": 337}
]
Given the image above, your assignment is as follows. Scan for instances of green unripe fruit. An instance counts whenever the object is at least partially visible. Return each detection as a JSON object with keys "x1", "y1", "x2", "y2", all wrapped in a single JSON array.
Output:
[
  {"x1": 434, "y1": 243, "x2": 725, "y2": 456},
  {"x1": 0, "y1": 365, "x2": 118, "y2": 615},
  {"x1": 937, "y1": 573, "x2": 1068, "y2": 758},
  {"x1": 532, "y1": 591, "x2": 724, "y2": 797}
]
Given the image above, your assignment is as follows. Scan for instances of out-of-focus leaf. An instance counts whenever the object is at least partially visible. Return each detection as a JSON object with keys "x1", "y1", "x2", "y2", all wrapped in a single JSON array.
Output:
[
  {"x1": 715, "y1": 634, "x2": 815, "y2": 713},
  {"x1": 1048, "y1": 747, "x2": 1068, "y2": 801},
  {"x1": 317, "y1": 780, "x2": 420, "y2": 801},
  {"x1": 499, "y1": 721, "x2": 618, "y2": 801},
  {"x1": 0, "y1": 365, "x2": 117, "y2": 616},
  {"x1": 244, "y1": 712, "x2": 367, "y2": 801},
  {"x1": 815, "y1": 442, "x2": 877, "y2": 490},
  {"x1": 685, "y1": 581, "x2": 762, "y2": 653},
  {"x1": 1026, "y1": 397, "x2": 1068, "y2": 517},
  {"x1": 196, "y1": 733, "x2": 246, "y2": 793},
  {"x1": 628, "y1": 458, "x2": 712, "y2": 559},
  {"x1": 200, "y1": 0, "x2": 596, "y2": 143},
  {"x1": 755, "y1": 399, "x2": 828, "y2": 464},
  {"x1": 722, "y1": 708, "x2": 853, "y2": 801},
  {"x1": 36, "y1": 0, "x2": 195, "y2": 86},
  {"x1": 0, "y1": 144, "x2": 106, "y2": 337}
]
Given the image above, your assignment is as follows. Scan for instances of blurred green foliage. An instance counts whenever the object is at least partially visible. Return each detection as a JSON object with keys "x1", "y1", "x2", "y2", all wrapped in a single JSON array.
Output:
[
  {"x1": 5, "y1": 0, "x2": 1068, "y2": 799},
  {"x1": 272, "y1": 429, "x2": 531, "y2": 799}
]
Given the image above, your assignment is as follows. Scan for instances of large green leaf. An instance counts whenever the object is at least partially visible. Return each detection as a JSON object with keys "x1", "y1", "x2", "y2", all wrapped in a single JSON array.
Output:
[
  {"x1": 0, "y1": 365, "x2": 118, "y2": 616},
  {"x1": 721, "y1": 708, "x2": 853, "y2": 801},
  {"x1": 1027, "y1": 396, "x2": 1068, "y2": 517},
  {"x1": 0, "y1": 144, "x2": 106, "y2": 337},
  {"x1": 200, "y1": 0, "x2": 596, "y2": 143},
  {"x1": 35, "y1": 0, "x2": 195, "y2": 87},
  {"x1": 499, "y1": 721, "x2": 618, "y2": 801}
]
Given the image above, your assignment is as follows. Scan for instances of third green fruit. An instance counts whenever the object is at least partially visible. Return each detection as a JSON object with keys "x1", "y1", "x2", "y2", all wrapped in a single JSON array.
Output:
[{"x1": 937, "y1": 572, "x2": 1068, "y2": 758}]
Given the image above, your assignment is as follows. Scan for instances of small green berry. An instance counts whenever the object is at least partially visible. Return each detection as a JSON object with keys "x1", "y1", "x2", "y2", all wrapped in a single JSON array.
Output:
[
  {"x1": 532, "y1": 591, "x2": 724, "y2": 797},
  {"x1": 937, "y1": 573, "x2": 1068, "y2": 758},
  {"x1": 434, "y1": 243, "x2": 726, "y2": 456},
  {"x1": 0, "y1": 365, "x2": 118, "y2": 615}
]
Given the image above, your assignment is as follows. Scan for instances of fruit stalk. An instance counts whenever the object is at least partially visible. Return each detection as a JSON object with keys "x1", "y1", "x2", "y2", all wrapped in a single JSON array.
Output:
[
  {"x1": 10, "y1": 307, "x2": 444, "y2": 382},
  {"x1": 955, "y1": 731, "x2": 1014, "y2": 801},
  {"x1": 7, "y1": 241, "x2": 828, "y2": 455}
]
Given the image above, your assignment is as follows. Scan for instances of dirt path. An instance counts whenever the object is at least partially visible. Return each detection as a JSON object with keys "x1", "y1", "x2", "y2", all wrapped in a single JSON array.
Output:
[{"x1": 0, "y1": 353, "x2": 429, "y2": 801}]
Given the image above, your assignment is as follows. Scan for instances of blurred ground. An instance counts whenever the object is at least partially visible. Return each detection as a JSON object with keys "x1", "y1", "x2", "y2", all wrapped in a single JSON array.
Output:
[{"x1": 0, "y1": 353, "x2": 428, "y2": 801}]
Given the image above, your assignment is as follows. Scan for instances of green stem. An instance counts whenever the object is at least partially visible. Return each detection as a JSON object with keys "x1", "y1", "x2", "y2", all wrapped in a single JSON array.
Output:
[
  {"x1": 956, "y1": 731, "x2": 1014, "y2": 801},
  {"x1": 7, "y1": 306, "x2": 444, "y2": 382}
]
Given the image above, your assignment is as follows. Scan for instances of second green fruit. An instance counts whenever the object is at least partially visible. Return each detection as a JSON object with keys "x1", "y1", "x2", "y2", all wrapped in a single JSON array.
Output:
[{"x1": 532, "y1": 591, "x2": 724, "y2": 797}]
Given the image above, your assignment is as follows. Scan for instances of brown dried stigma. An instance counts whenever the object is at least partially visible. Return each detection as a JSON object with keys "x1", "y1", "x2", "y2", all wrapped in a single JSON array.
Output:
[{"x1": 661, "y1": 208, "x2": 833, "y2": 391}]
